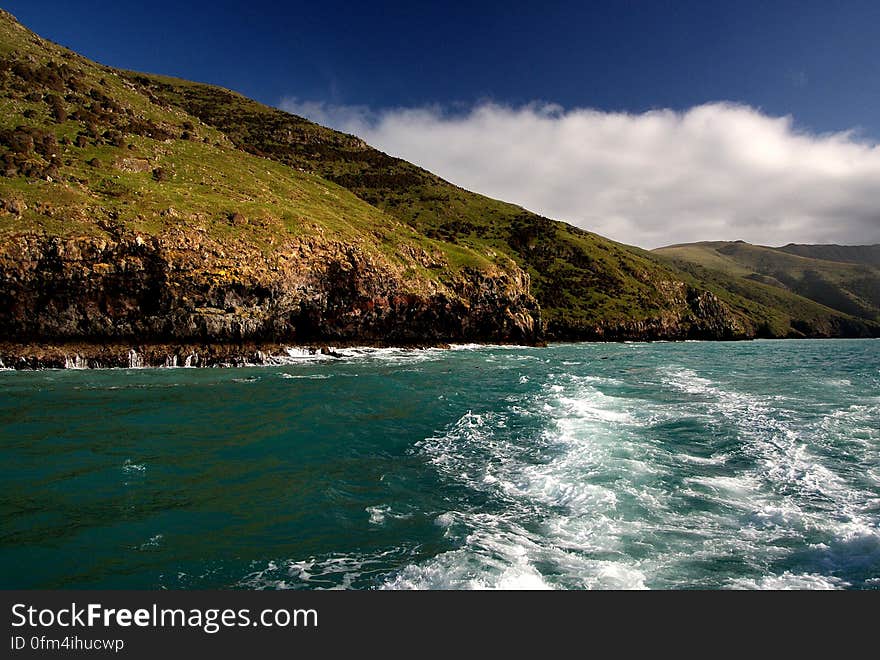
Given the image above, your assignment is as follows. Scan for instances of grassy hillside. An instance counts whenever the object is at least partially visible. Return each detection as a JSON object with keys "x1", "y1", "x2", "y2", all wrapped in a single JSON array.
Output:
[
  {"x1": 129, "y1": 72, "x2": 763, "y2": 337},
  {"x1": 655, "y1": 241, "x2": 880, "y2": 324},
  {"x1": 0, "y1": 8, "x2": 501, "y2": 286},
  {"x1": 1, "y1": 7, "x2": 877, "y2": 348},
  {"x1": 136, "y1": 73, "x2": 880, "y2": 338}
]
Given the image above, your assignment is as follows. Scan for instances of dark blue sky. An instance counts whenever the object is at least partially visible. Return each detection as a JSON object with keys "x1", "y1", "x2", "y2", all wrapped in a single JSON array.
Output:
[{"x1": 5, "y1": 0, "x2": 880, "y2": 138}]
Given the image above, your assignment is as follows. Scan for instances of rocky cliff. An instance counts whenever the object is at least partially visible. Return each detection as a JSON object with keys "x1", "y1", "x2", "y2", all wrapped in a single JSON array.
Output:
[{"x1": 0, "y1": 226, "x2": 540, "y2": 367}]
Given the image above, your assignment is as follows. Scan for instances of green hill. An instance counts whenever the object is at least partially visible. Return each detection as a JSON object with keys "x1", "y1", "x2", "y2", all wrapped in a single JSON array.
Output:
[
  {"x1": 131, "y1": 74, "x2": 880, "y2": 340},
  {"x1": 0, "y1": 9, "x2": 876, "y2": 366},
  {"x1": 654, "y1": 241, "x2": 880, "y2": 326},
  {"x1": 128, "y1": 71, "x2": 758, "y2": 340}
]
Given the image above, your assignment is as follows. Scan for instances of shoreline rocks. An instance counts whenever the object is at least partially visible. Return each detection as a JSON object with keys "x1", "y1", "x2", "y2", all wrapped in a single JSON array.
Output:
[
  {"x1": 0, "y1": 229, "x2": 542, "y2": 356},
  {"x1": 0, "y1": 339, "x2": 473, "y2": 370}
]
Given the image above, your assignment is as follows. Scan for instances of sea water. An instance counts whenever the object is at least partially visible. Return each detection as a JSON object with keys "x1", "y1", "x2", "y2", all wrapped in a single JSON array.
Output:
[{"x1": 0, "y1": 339, "x2": 877, "y2": 589}]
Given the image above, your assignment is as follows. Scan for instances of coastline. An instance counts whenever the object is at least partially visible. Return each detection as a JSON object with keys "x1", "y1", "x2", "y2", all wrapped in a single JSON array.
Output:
[
  {"x1": 1, "y1": 334, "x2": 873, "y2": 370},
  {"x1": 0, "y1": 340, "x2": 454, "y2": 370}
]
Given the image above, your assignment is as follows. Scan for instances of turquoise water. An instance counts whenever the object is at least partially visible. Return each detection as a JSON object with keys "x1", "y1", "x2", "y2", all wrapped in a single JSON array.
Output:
[{"x1": 0, "y1": 339, "x2": 878, "y2": 589}]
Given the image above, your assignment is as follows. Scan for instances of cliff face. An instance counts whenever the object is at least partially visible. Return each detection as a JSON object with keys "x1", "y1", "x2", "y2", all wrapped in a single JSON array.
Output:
[
  {"x1": 0, "y1": 228, "x2": 540, "y2": 366},
  {"x1": 1, "y1": 222, "x2": 764, "y2": 367},
  {"x1": 0, "y1": 8, "x2": 547, "y2": 367}
]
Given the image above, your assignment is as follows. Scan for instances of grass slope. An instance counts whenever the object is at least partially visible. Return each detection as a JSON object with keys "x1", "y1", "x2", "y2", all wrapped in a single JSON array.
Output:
[
  {"x1": 0, "y1": 8, "x2": 497, "y2": 298},
  {"x1": 130, "y1": 72, "x2": 754, "y2": 335},
  {"x1": 655, "y1": 241, "x2": 880, "y2": 323}
]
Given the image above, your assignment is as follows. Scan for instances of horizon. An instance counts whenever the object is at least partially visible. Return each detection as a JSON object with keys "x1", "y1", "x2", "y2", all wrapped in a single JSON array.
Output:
[{"x1": 4, "y1": 1, "x2": 880, "y2": 248}]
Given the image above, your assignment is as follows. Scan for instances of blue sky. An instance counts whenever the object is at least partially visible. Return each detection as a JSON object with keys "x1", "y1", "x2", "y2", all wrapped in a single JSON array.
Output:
[
  {"x1": 6, "y1": 0, "x2": 879, "y2": 137},
  {"x1": 5, "y1": 1, "x2": 880, "y2": 246}
]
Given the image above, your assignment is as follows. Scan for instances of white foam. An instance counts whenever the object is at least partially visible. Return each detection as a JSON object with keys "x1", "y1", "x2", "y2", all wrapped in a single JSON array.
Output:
[
  {"x1": 138, "y1": 534, "x2": 164, "y2": 551},
  {"x1": 122, "y1": 459, "x2": 146, "y2": 474},
  {"x1": 448, "y1": 343, "x2": 534, "y2": 351},
  {"x1": 384, "y1": 370, "x2": 676, "y2": 589},
  {"x1": 434, "y1": 512, "x2": 456, "y2": 529},
  {"x1": 726, "y1": 572, "x2": 850, "y2": 590},
  {"x1": 366, "y1": 505, "x2": 412, "y2": 525},
  {"x1": 677, "y1": 452, "x2": 730, "y2": 466},
  {"x1": 64, "y1": 354, "x2": 87, "y2": 369},
  {"x1": 590, "y1": 563, "x2": 648, "y2": 590},
  {"x1": 277, "y1": 347, "x2": 333, "y2": 362},
  {"x1": 663, "y1": 367, "x2": 717, "y2": 396},
  {"x1": 239, "y1": 548, "x2": 412, "y2": 590},
  {"x1": 558, "y1": 395, "x2": 636, "y2": 424},
  {"x1": 382, "y1": 525, "x2": 554, "y2": 590},
  {"x1": 684, "y1": 474, "x2": 762, "y2": 502},
  {"x1": 392, "y1": 355, "x2": 880, "y2": 589},
  {"x1": 663, "y1": 362, "x2": 880, "y2": 569}
]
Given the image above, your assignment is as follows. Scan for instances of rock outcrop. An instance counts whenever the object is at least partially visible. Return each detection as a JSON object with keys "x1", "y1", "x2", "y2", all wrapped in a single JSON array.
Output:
[{"x1": 0, "y1": 227, "x2": 541, "y2": 367}]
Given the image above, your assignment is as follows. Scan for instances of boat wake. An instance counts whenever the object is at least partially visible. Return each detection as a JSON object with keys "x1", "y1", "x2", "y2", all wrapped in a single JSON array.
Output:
[{"x1": 381, "y1": 363, "x2": 880, "y2": 589}]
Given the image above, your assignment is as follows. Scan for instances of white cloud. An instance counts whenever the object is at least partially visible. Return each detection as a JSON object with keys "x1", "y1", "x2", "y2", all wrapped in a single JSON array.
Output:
[{"x1": 279, "y1": 98, "x2": 880, "y2": 249}]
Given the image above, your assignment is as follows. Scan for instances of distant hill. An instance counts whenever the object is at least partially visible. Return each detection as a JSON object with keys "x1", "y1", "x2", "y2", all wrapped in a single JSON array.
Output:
[
  {"x1": 654, "y1": 241, "x2": 880, "y2": 324},
  {"x1": 0, "y1": 10, "x2": 876, "y2": 366},
  {"x1": 776, "y1": 243, "x2": 880, "y2": 268}
]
